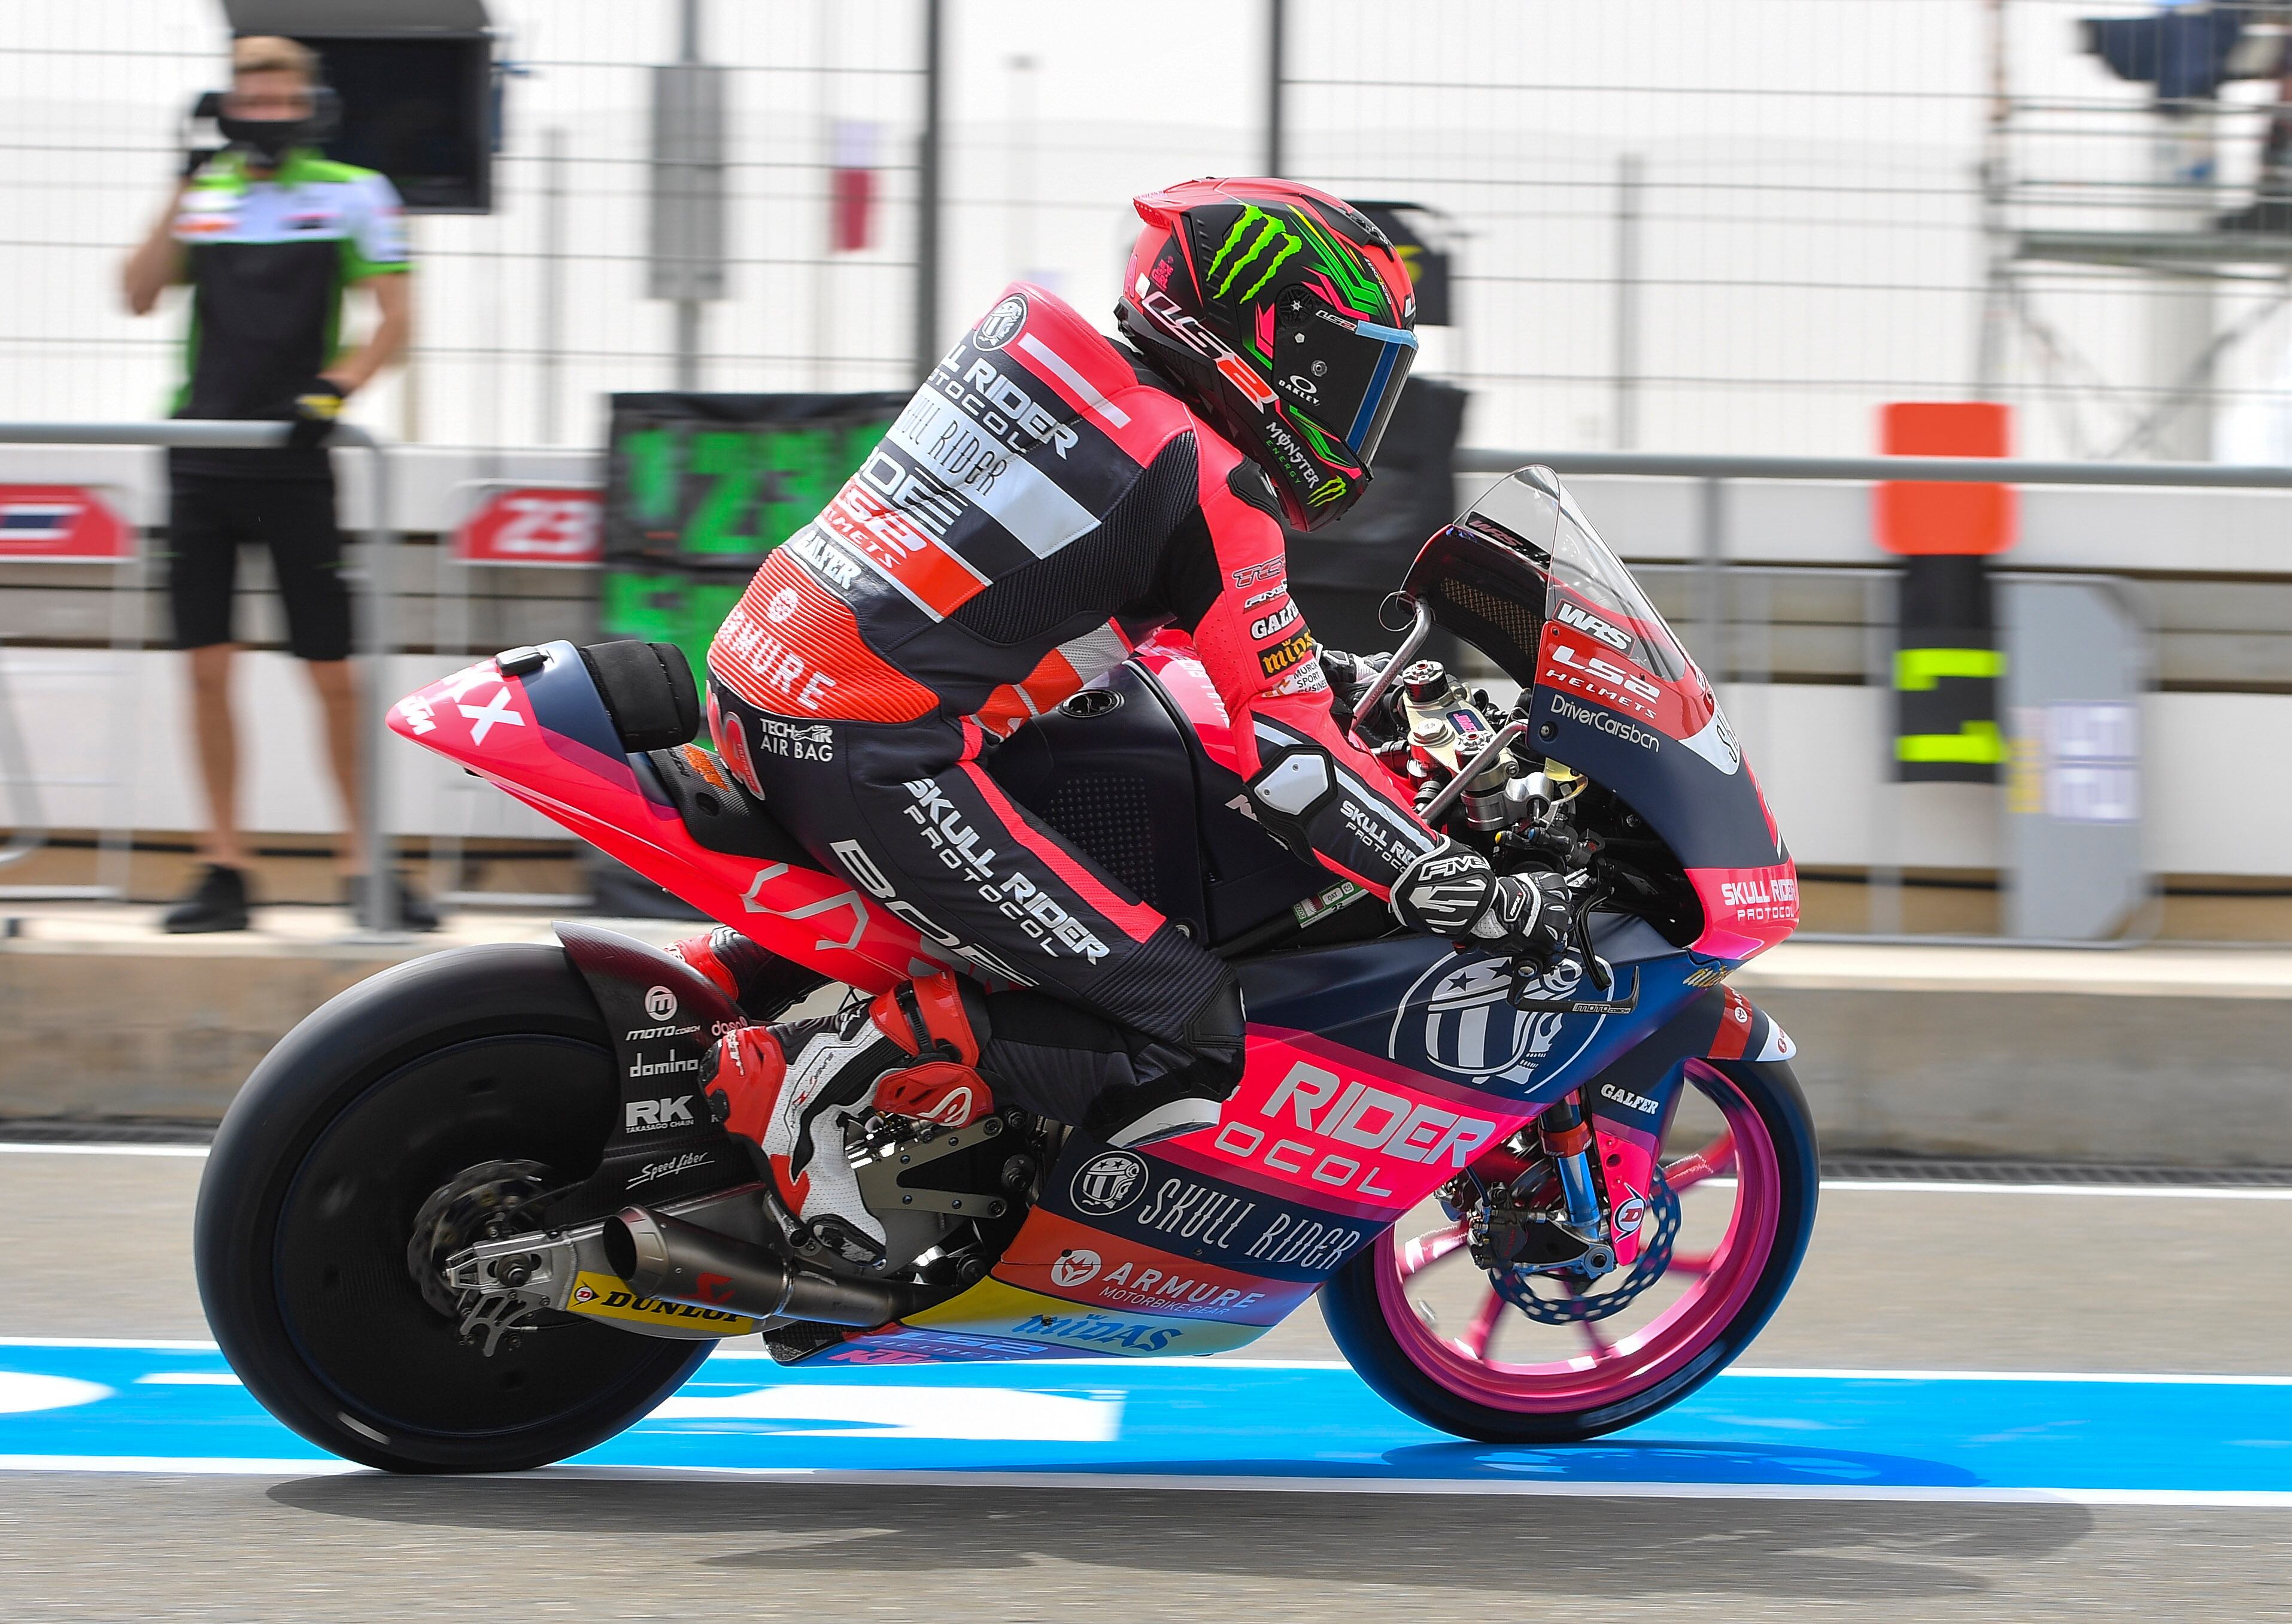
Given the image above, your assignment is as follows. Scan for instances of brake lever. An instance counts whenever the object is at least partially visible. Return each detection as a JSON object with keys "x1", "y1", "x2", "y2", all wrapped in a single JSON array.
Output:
[{"x1": 1572, "y1": 884, "x2": 1613, "y2": 992}]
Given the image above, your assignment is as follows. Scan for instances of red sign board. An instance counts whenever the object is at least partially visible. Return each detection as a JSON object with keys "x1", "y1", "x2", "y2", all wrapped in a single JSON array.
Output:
[
  {"x1": 0, "y1": 485, "x2": 130, "y2": 561},
  {"x1": 1874, "y1": 401, "x2": 2015, "y2": 557},
  {"x1": 454, "y1": 487, "x2": 604, "y2": 567}
]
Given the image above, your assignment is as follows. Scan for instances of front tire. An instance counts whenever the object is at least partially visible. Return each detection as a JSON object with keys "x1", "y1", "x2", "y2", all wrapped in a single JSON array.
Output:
[
  {"x1": 194, "y1": 943, "x2": 712, "y2": 1473},
  {"x1": 1322, "y1": 1056, "x2": 1818, "y2": 1444}
]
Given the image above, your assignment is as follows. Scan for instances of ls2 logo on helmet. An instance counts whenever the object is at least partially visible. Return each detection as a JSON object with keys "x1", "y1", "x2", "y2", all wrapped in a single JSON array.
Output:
[
  {"x1": 975, "y1": 295, "x2": 1028, "y2": 351},
  {"x1": 1071, "y1": 1151, "x2": 1148, "y2": 1215}
]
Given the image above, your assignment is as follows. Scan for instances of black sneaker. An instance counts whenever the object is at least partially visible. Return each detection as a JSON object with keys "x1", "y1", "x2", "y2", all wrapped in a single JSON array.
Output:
[
  {"x1": 163, "y1": 863, "x2": 250, "y2": 934},
  {"x1": 342, "y1": 872, "x2": 441, "y2": 932}
]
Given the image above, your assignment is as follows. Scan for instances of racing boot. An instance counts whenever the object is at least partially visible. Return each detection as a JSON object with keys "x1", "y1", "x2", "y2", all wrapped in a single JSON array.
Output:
[
  {"x1": 670, "y1": 925, "x2": 829, "y2": 1021},
  {"x1": 703, "y1": 970, "x2": 992, "y2": 1267}
]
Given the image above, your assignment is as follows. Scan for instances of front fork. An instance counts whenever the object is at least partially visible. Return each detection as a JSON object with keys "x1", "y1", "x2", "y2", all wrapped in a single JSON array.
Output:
[{"x1": 1538, "y1": 1092, "x2": 1620, "y2": 1277}]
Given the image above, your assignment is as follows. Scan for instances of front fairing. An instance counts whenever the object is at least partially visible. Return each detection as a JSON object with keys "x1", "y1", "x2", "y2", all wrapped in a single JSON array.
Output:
[{"x1": 1402, "y1": 467, "x2": 1797, "y2": 962}]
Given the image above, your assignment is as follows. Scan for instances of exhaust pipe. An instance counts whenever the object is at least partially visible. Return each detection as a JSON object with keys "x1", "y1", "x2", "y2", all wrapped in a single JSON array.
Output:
[{"x1": 602, "y1": 1206, "x2": 926, "y2": 1328}]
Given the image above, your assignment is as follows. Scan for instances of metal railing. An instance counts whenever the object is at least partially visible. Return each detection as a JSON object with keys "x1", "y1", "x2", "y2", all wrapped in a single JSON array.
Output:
[
  {"x1": 0, "y1": 421, "x2": 402, "y2": 935},
  {"x1": 0, "y1": 476, "x2": 142, "y2": 902},
  {"x1": 1455, "y1": 450, "x2": 2292, "y2": 489}
]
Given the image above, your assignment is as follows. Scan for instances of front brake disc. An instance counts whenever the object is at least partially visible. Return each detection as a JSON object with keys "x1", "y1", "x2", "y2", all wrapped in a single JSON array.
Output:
[{"x1": 1491, "y1": 1164, "x2": 1681, "y2": 1324}]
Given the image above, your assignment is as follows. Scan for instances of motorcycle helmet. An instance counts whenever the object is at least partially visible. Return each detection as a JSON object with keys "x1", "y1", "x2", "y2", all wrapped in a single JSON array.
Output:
[{"x1": 1116, "y1": 177, "x2": 1417, "y2": 531}]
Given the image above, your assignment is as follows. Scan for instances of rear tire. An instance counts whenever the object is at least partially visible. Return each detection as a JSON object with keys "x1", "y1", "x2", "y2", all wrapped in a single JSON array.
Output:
[
  {"x1": 194, "y1": 943, "x2": 712, "y2": 1473},
  {"x1": 1322, "y1": 1056, "x2": 1818, "y2": 1444}
]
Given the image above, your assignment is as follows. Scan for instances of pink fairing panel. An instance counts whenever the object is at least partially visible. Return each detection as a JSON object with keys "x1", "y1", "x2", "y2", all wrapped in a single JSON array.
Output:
[
  {"x1": 1685, "y1": 861, "x2": 1800, "y2": 961},
  {"x1": 389, "y1": 653, "x2": 942, "y2": 994},
  {"x1": 1150, "y1": 1024, "x2": 1540, "y2": 1224}
]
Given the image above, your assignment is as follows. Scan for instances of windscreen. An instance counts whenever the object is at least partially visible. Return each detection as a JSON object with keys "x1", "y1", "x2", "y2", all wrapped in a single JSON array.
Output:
[{"x1": 1454, "y1": 467, "x2": 1689, "y2": 683}]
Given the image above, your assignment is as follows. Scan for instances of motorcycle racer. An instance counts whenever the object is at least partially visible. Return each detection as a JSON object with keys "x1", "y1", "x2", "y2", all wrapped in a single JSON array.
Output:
[{"x1": 681, "y1": 178, "x2": 1578, "y2": 1265}]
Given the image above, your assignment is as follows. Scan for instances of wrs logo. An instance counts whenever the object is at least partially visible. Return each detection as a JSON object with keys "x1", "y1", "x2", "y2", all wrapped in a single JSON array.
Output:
[{"x1": 1555, "y1": 599, "x2": 1632, "y2": 652}]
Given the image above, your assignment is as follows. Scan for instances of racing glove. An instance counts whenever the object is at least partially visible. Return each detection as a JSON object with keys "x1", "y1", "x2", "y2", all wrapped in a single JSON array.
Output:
[
  {"x1": 1319, "y1": 646, "x2": 1392, "y2": 737},
  {"x1": 286, "y1": 377, "x2": 347, "y2": 451},
  {"x1": 1389, "y1": 838, "x2": 1590, "y2": 970}
]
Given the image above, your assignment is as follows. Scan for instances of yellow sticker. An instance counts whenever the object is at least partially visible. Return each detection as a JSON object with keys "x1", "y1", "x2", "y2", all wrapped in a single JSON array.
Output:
[{"x1": 564, "y1": 1271, "x2": 757, "y2": 1335}]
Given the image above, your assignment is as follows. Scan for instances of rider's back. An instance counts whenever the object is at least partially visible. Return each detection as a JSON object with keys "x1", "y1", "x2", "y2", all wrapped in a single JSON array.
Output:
[{"x1": 707, "y1": 283, "x2": 1288, "y2": 745}]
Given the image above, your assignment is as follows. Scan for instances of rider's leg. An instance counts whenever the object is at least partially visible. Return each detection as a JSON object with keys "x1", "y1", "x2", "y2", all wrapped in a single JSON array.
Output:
[
  {"x1": 703, "y1": 682, "x2": 1248, "y2": 1204},
  {"x1": 702, "y1": 967, "x2": 993, "y2": 1265}
]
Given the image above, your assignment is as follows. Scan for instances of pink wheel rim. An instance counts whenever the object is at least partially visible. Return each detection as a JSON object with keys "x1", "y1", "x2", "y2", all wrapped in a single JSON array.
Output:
[{"x1": 1373, "y1": 1060, "x2": 1781, "y2": 1414}]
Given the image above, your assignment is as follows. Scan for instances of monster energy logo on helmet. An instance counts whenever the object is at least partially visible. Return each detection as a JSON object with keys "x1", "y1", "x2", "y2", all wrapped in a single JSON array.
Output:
[{"x1": 1206, "y1": 204, "x2": 1304, "y2": 302}]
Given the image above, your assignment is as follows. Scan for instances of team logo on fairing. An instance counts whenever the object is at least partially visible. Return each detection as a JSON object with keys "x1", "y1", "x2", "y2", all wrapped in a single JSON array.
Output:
[
  {"x1": 976, "y1": 294, "x2": 1028, "y2": 350},
  {"x1": 1019, "y1": 1311, "x2": 1180, "y2": 1352},
  {"x1": 1071, "y1": 1151, "x2": 1148, "y2": 1215},
  {"x1": 1206, "y1": 1061, "x2": 1499, "y2": 1201},
  {"x1": 1391, "y1": 956, "x2": 1604, "y2": 1085}
]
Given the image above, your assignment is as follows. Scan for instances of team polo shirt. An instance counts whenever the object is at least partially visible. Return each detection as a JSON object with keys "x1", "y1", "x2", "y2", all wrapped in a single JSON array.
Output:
[{"x1": 169, "y1": 149, "x2": 408, "y2": 478}]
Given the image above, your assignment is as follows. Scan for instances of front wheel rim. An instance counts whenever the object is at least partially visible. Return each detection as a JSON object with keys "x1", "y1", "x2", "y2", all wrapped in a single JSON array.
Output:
[{"x1": 1373, "y1": 1060, "x2": 1783, "y2": 1415}]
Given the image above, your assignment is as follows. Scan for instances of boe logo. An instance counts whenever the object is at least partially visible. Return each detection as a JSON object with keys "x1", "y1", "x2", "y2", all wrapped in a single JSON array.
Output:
[
  {"x1": 645, "y1": 986, "x2": 678, "y2": 1024},
  {"x1": 1070, "y1": 1151, "x2": 1147, "y2": 1215},
  {"x1": 976, "y1": 294, "x2": 1028, "y2": 351}
]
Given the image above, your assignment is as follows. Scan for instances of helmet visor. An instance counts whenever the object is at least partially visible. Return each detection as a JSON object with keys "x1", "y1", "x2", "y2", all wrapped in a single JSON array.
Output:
[{"x1": 1273, "y1": 285, "x2": 1419, "y2": 463}]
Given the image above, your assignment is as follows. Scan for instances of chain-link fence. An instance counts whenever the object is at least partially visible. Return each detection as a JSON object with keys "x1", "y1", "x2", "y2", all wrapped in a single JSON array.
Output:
[
  {"x1": 10, "y1": 2, "x2": 2292, "y2": 463},
  {"x1": 0, "y1": 0, "x2": 929, "y2": 449},
  {"x1": 1283, "y1": 0, "x2": 2292, "y2": 463}
]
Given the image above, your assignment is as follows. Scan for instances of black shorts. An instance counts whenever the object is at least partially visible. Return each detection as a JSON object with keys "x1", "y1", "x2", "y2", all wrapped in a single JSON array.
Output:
[{"x1": 165, "y1": 469, "x2": 352, "y2": 661}]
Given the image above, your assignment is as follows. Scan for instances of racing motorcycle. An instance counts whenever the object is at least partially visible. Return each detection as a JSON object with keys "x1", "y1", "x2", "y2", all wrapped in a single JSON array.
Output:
[{"x1": 195, "y1": 466, "x2": 1815, "y2": 1473}]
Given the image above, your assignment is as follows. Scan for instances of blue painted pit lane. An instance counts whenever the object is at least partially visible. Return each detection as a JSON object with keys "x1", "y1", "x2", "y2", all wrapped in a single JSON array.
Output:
[{"x1": 0, "y1": 1341, "x2": 2287, "y2": 1504}]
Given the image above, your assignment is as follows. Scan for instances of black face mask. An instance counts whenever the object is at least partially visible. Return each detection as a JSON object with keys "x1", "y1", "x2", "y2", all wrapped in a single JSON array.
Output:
[{"x1": 216, "y1": 114, "x2": 309, "y2": 166}]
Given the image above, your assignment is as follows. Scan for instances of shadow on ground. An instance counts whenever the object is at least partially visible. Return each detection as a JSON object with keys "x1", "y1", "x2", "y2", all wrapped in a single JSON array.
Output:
[{"x1": 272, "y1": 1474, "x2": 2094, "y2": 1601}]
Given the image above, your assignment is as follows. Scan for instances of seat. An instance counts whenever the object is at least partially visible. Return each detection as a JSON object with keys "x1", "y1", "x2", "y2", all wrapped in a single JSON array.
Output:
[{"x1": 578, "y1": 639, "x2": 699, "y2": 752}]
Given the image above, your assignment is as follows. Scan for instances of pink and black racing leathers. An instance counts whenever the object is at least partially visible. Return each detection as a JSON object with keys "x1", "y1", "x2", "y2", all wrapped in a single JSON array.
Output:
[{"x1": 705, "y1": 284, "x2": 1438, "y2": 1133}]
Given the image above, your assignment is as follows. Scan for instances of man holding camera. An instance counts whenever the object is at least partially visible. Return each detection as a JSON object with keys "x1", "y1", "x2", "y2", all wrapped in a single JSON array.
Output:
[{"x1": 122, "y1": 35, "x2": 432, "y2": 931}]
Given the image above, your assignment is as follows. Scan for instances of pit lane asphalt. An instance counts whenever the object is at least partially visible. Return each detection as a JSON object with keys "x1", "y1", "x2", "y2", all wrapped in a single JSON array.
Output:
[{"x1": 2, "y1": 1146, "x2": 2288, "y2": 1623}]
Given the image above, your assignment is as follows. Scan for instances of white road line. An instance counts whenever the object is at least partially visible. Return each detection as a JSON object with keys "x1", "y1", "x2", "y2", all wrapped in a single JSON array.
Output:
[
  {"x1": 0, "y1": 1337, "x2": 218, "y2": 1350},
  {"x1": 1817, "y1": 1179, "x2": 2292, "y2": 1200},
  {"x1": 0, "y1": 1455, "x2": 360, "y2": 1477},
  {"x1": 0, "y1": 1455, "x2": 2279, "y2": 1507},
  {"x1": 0, "y1": 1143, "x2": 207, "y2": 1158}
]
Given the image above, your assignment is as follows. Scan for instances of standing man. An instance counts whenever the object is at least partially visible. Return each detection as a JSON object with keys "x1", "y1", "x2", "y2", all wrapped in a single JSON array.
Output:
[{"x1": 121, "y1": 35, "x2": 433, "y2": 932}]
